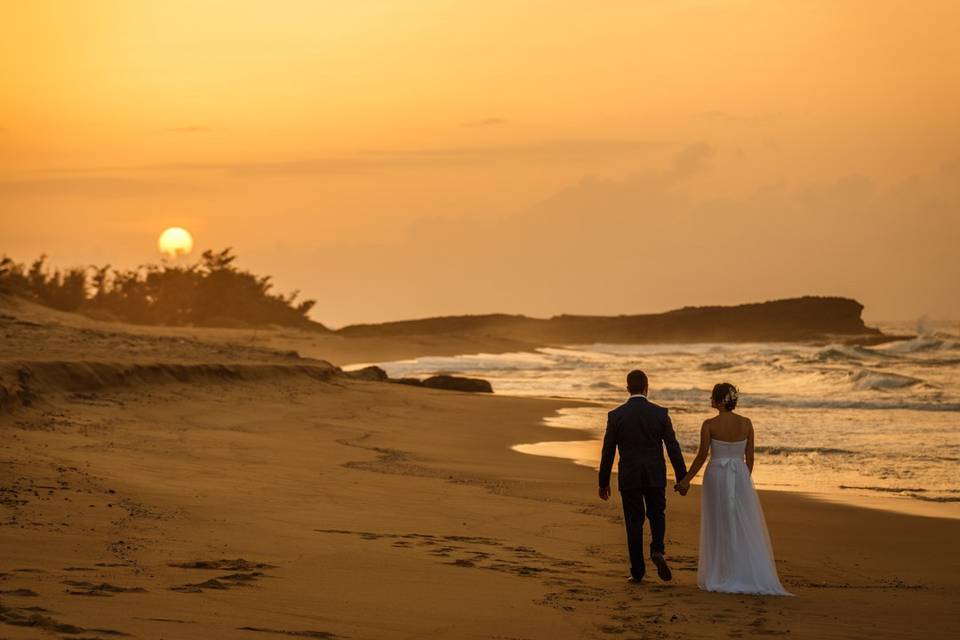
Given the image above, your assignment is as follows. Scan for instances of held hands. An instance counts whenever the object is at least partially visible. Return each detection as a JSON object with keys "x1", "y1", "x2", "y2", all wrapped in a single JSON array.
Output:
[
  {"x1": 673, "y1": 481, "x2": 690, "y2": 496},
  {"x1": 599, "y1": 486, "x2": 611, "y2": 501}
]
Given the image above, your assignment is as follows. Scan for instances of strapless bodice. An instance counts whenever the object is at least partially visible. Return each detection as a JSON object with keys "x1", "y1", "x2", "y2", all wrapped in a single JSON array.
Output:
[{"x1": 710, "y1": 439, "x2": 747, "y2": 459}]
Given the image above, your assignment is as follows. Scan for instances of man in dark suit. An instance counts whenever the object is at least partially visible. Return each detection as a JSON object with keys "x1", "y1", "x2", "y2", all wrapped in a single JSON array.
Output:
[{"x1": 599, "y1": 369, "x2": 688, "y2": 582}]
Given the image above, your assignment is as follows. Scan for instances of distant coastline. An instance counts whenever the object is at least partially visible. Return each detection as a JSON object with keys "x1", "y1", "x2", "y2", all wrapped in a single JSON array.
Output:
[{"x1": 336, "y1": 296, "x2": 902, "y2": 346}]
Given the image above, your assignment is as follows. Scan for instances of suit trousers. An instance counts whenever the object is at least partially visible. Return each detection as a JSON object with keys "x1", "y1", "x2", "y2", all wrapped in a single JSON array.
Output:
[{"x1": 620, "y1": 486, "x2": 666, "y2": 578}]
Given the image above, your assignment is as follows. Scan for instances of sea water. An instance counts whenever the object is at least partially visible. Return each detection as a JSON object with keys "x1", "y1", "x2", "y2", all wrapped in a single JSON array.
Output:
[{"x1": 366, "y1": 322, "x2": 960, "y2": 516}]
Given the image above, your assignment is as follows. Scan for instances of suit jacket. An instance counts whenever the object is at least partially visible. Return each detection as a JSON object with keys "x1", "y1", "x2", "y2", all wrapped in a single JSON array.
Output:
[{"x1": 598, "y1": 396, "x2": 687, "y2": 490}]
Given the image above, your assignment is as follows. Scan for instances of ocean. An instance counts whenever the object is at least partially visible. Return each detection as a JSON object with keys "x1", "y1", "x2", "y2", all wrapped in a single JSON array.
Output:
[{"x1": 364, "y1": 322, "x2": 960, "y2": 517}]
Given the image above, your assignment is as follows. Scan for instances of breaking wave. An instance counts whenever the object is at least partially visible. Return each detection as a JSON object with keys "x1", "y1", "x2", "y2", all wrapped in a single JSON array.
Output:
[
  {"x1": 849, "y1": 369, "x2": 923, "y2": 391},
  {"x1": 877, "y1": 336, "x2": 960, "y2": 354}
]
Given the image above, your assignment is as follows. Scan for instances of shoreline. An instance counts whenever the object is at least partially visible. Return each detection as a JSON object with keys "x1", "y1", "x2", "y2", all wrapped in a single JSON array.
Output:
[
  {"x1": 516, "y1": 434, "x2": 960, "y2": 521},
  {"x1": 506, "y1": 403, "x2": 960, "y2": 521}
]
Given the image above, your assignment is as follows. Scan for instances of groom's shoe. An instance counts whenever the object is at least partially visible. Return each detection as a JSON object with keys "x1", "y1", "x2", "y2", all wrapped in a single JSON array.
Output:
[
  {"x1": 650, "y1": 553, "x2": 672, "y2": 582},
  {"x1": 626, "y1": 575, "x2": 643, "y2": 584}
]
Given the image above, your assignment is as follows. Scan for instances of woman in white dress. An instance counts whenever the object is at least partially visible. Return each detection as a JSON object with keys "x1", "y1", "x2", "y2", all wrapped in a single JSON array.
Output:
[{"x1": 675, "y1": 383, "x2": 791, "y2": 596}]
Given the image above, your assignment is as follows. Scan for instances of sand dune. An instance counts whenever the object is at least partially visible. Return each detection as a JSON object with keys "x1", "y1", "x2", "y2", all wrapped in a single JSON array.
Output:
[
  {"x1": 2, "y1": 360, "x2": 339, "y2": 409},
  {"x1": 1, "y1": 297, "x2": 958, "y2": 639}
]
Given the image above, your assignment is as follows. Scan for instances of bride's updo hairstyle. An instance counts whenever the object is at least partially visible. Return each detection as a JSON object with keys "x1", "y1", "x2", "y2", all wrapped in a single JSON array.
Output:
[{"x1": 711, "y1": 383, "x2": 739, "y2": 411}]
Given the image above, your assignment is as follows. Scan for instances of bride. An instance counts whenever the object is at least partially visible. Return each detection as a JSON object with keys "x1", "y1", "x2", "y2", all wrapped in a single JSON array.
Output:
[{"x1": 676, "y1": 383, "x2": 791, "y2": 596}]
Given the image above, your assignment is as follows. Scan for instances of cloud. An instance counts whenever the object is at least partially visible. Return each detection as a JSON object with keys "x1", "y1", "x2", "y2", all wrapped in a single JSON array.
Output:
[
  {"x1": 670, "y1": 143, "x2": 714, "y2": 179},
  {"x1": 0, "y1": 177, "x2": 199, "y2": 198},
  {"x1": 359, "y1": 138, "x2": 665, "y2": 161},
  {"x1": 26, "y1": 138, "x2": 667, "y2": 178},
  {"x1": 461, "y1": 117, "x2": 507, "y2": 128}
]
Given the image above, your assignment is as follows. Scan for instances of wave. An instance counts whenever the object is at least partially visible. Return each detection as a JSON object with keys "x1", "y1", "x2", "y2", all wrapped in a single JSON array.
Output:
[
  {"x1": 762, "y1": 398, "x2": 960, "y2": 412},
  {"x1": 381, "y1": 351, "x2": 555, "y2": 375},
  {"x1": 839, "y1": 484, "x2": 928, "y2": 493},
  {"x1": 931, "y1": 330, "x2": 960, "y2": 341},
  {"x1": 849, "y1": 369, "x2": 923, "y2": 391},
  {"x1": 838, "y1": 484, "x2": 960, "y2": 503},
  {"x1": 814, "y1": 347, "x2": 863, "y2": 362},
  {"x1": 757, "y1": 446, "x2": 856, "y2": 456},
  {"x1": 877, "y1": 337, "x2": 960, "y2": 354},
  {"x1": 650, "y1": 387, "x2": 960, "y2": 411},
  {"x1": 585, "y1": 381, "x2": 619, "y2": 390},
  {"x1": 908, "y1": 494, "x2": 960, "y2": 503},
  {"x1": 381, "y1": 343, "x2": 959, "y2": 416},
  {"x1": 915, "y1": 455, "x2": 960, "y2": 463},
  {"x1": 652, "y1": 387, "x2": 960, "y2": 412},
  {"x1": 813, "y1": 344, "x2": 899, "y2": 362},
  {"x1": 700, "y1": 361, "x2": 736, "y2": 371}
]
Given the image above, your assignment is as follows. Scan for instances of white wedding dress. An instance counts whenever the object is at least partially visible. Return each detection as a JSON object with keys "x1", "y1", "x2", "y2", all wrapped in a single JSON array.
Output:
[{"x1": 698, "y1": 439, "x2": 791, "y2": 596}]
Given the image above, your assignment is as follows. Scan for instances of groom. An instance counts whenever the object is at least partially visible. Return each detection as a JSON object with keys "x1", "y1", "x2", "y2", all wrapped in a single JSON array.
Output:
[{"x1": 599, "y1": 370, "x2": 687, "y2": 583}]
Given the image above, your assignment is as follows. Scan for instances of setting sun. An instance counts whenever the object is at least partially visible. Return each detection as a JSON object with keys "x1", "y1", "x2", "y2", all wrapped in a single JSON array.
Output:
[{"x1": 158, "y1": 227, "x2": 194, "y2": 259}]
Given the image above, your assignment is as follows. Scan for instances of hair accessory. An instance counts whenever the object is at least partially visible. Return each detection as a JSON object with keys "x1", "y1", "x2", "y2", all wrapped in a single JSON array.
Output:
[{"x1": 724, "y1": 386, "x2": 739, "y2": 405}]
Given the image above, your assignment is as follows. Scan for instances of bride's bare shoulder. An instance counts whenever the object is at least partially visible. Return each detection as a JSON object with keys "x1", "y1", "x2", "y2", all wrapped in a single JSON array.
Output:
[{"x1": 734, "y1": 413, "x2": 754, "y2": 434}]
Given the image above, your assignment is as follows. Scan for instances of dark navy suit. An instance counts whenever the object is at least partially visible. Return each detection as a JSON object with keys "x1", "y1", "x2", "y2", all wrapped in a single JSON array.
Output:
[{"x1": 599, "y1": 395, "x2": 687, "y2": 579}]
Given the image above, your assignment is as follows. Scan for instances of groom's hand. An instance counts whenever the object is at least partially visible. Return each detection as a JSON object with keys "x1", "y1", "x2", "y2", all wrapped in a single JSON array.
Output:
[
  {"x1": 599, "y1": 486, "x2": 611, "y2": 501},
  {"x1": 674, "y1": 483, "x2": 689, "y2": 496}
]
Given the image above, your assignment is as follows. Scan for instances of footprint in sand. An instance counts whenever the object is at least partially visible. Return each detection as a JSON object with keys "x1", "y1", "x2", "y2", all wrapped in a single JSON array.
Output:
[
  {"x1": 314, "y1": 527, "x2": 615, "y2": 616},
  {"x1": 169, "y1": 572, "x2": 267, "y2": 593},
  {"x1": 169, "y1": 558, "x2": 276, "y2": 571},
  {"x1": 0, "y1": 588, "x2": 39, "y2": 597},
  {"x1": 0, "y1": 603, "x2": 130, "y2": 637},
  {"x1": 62, "y1": 580, "x2": 147, "y2": 597},
  {"x1": 167, "y1": 558, "x2": 276, "y2": 592}
]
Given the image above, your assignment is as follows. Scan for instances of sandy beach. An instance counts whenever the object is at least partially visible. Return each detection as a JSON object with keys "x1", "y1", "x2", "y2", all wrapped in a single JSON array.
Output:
[{"x1": 2, "y1": 300, "x2": 958, "y2": 639}]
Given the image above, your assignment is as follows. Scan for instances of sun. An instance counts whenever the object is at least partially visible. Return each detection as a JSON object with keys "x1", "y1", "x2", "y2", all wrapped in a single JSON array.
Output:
[{"x1": 158, "y1": 227, "x2": 194, "y2": 259}]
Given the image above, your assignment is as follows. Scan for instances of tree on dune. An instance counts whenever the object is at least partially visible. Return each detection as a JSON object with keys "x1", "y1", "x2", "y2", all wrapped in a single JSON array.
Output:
[{"x1": 0, "y1": 249, "x2": 326, "y2": 330}]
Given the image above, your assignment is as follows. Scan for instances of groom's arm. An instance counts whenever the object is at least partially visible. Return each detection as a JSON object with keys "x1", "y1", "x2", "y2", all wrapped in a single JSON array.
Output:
[
  {"x1": 598, "y1": 412, "x2": 617, "y2": 491},
  {"x1": 662, "y1": 409, "x2": 688, "y2": 483}
]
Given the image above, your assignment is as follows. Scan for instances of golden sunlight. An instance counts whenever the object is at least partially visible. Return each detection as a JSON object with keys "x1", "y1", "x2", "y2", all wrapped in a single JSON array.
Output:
[{"x1": 158, "y1": 227, "x2": 194, "y2": 259}]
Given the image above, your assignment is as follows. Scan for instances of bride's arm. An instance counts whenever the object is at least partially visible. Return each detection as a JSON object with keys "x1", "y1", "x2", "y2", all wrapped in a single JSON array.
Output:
[
  {"x1": 745, "y1": 420, "x2": 755, "y2": 474},
  {"x1": 678, "y1": 422, "x2": 710, "y2": 489}
]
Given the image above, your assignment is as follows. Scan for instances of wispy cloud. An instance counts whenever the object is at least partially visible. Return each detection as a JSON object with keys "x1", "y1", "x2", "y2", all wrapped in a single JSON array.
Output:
[
  {"x1": 22, "y1": 138, "x2": 667, "y2": 178},
  {"x1": 0, "y1": 177, "x2": 199, "y2": 198}
]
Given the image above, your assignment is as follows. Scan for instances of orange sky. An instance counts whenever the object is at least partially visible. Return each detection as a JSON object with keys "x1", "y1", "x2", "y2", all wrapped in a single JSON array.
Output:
[{"x1": 2, "y1": 1, "x2": 958, "y2": 325}]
